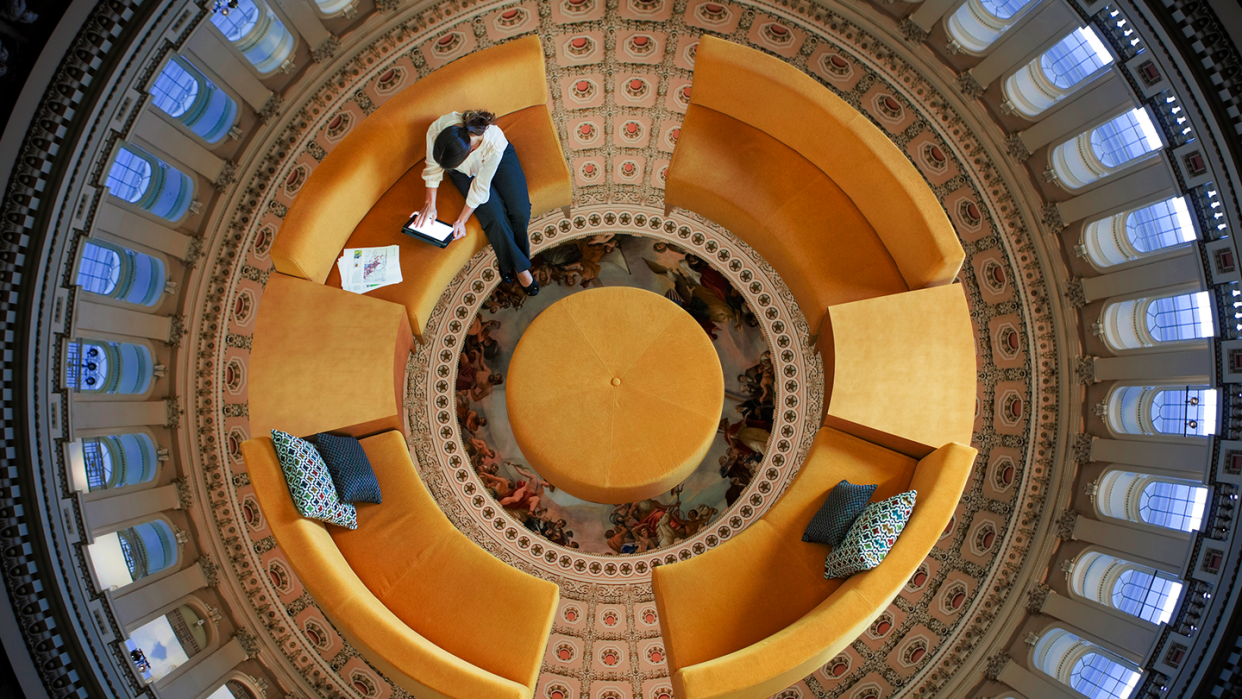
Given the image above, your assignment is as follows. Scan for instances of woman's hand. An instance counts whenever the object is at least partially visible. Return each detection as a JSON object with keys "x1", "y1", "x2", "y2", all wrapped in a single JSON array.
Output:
[
  {"x1": 451, "y1": 218, "x2": 468, "y2": 240},
  {"x1": 413, "y1": 200, "x2": 437, "y2": 229}
]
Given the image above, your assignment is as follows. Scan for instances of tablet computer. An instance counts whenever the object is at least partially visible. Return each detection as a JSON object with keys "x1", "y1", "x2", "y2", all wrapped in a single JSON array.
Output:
[{"x1": 402, "y1": 215, "x2": 455, "y2": 248}]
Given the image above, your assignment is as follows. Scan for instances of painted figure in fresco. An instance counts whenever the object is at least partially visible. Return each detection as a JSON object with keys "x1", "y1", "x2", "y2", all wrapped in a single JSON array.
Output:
[
  {"x1": 499, "y1": 462, "x2": 546, "y2": 515},
  {"x1": 465, "y1": 317, "x2": 502, "y2": 361},
  {"x1": 457, "y1": 348, "x2": 504, "y2": 401}
]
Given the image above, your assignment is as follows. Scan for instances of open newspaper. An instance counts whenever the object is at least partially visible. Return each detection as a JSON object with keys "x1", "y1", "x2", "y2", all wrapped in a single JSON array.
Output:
[{"x1": 336, "y1": 245, "x2": 402, "y2": 294}]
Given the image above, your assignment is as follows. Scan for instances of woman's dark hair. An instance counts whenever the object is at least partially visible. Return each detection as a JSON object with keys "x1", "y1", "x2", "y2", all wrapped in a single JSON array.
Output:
[{"x1": 432, "y1": 109, "x2": 495, "y2": 169}]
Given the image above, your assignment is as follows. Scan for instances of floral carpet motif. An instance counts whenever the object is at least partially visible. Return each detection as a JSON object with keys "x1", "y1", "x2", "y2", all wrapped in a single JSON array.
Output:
[{"x1": 455, "y1": 233, "x2": 774, "y2": 554}]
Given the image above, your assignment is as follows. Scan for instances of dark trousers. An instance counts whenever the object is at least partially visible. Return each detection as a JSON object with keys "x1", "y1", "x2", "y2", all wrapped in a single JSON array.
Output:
[{"x1": 447, "y1": 143, "x2": 532, "y2": 276}]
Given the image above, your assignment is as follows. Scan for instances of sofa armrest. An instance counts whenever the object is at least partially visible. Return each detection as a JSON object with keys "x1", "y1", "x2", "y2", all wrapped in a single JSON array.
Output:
[
  {"x1": 849, "y1": 441, "x2": 976, "y2": 609},
  {"x1": 673, "y1": 588, "x2": 877, "y2": 699},
  {"x1": 242, "y1": 438, "x2": 534, "y2": 699}
]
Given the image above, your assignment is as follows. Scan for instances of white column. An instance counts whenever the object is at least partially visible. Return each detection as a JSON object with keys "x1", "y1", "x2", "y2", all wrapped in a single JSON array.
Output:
[
  {"x1": 1039, "y1": 591, "x2": 1157, "y2": 661},
  {"x1": 95, "y1": 201, "x2": 194, "y2": 260},
  {"x1": 72, "y1": 401, "x2": 170, "y2": 432},
  {"x1": 908, "y1": 0, "x2": 961, "y2": 32},
  {"x1": 1074, "y1": 515, "x2": 1190, "y2": 569},
  {"x1": 85, "y1": 485, "x2": 180, "y2": 535},
  {"x1": 1080, "y1": 251, "x2": 1201, "y2": 302},
  {"x1": 1056, "y1": 157, "x2": 1178, "y2": 226},
  {"x1": 1019, "y1": 71, "x2": 1133, "y2": 150},
  {"x1": 997, "y1": 659, "x2": 1080, "y2": 699},
  {"x1": 112, "y1": 563, "x2": 208, "y2": 631},
  {"x1": 1090, "y1": 437, "x2": 1211, "y2": 474},
  {"x1": 970, "y1": 0, "x2": 1079, "y2": 87},
  {"x1": 185, "y1": 29, "x2": 273, "y2": 110},
  {"x1": 160, "y1": 638, "x2": 249, "y2": 699},
  {"x1": 133, "y1": 112, "x2": 226, "y2": 182},
  {"x1": 273, "y1": 0, "x2": 331, "y2": 46},
  {"x1": 1094, "y1": 347, "x2": 1214, "y2": 384},
  {"x1": 76, "y1": 301, "x2": 173, "y2": 342}
]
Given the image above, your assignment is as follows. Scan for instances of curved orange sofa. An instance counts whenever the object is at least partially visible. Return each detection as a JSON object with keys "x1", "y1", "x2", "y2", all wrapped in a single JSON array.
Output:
[
  {"x1": 652, "y1": 427, "x2": 976, "y2": 699},
  {"x1": 244, "y1": 431, "x2": 560, "y2": 699},
  {"x1": 270, "y1": 35, "x2": 572, "y2": 337},
  {"x1": 664, "y1": 36, "x2": 963, "y2": 338}
]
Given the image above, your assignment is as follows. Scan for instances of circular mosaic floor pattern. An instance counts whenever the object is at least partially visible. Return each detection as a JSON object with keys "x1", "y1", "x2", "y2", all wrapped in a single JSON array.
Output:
[{"x1": 410, "y1": 204, "x2": 824, "y2": 584}]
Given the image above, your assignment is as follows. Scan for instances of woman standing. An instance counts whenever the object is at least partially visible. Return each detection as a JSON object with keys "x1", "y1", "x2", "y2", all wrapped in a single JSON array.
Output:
[{"x1": 413, "y1": 110, "x2": 539, "y2": 295}]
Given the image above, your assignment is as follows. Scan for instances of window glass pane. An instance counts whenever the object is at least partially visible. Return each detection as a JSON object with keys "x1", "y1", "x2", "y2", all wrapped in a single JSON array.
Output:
[
  {"x1": 1070, "y1": 653, "x2": 1141, "y2": 699},
  {"x1": 66, "y1": 341, "x2": 110, "y2": 391},
  {"x1": 1112, "y1": 568, "x2": 1183, "y2": 624},
  {"x1": 981, "y1": 0, "x2": 1033, "y2": 20},
  {"x1": 76, "y1": 242, "x2": 121, "y2": 295},
  {"x1": 1146, "y1": 291, "x2": 1214, "y2": 342},
  {"x1": 83, "y1": 439, "x2": 113, "y2": 492},
  {"x1": 1091, "y1": 109, "x2": 1163, "y2": 168},
  {"x1": 150, "y1": 59, "x2": 200, "y2": 118},
  {"x1": 1150, "y1": 387, "x2": 1217, "y2": 436},
  {"x1": 1126, "y1": 197, "x2": 1196, "y2": 252},
  {"x1": 1139, "y1": 480, "x2": 1209, "y2": 530},
  {"x1": 106, "y1": 148, "x2": 152, "y2": 203},
  {"x1": 211, "y1": 0, "x2": 260, "y2": 41},
  {"x1": 1039, "y1": 28, "x2": 1114, "y2": 89}
]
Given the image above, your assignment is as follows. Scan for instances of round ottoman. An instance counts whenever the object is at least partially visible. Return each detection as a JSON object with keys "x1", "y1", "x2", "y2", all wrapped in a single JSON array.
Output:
[{"x1": 506, "y1": 287, "x2": 724, "y2": 504}]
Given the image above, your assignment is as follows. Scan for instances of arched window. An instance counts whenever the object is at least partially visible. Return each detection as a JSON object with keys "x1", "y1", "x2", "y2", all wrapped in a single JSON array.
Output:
[
  {"x1": 76, "y1": 240, "x2": 166, "y2": 307},
  {"x1": 88, "y1": 519, "x2": 178, "y2": 590},
  {"x1": 1002, "y1": 27, "x2": 1114, "y2": 118},
  {"x1": 1098, "y1": 470, "x2": 1209, "y2": 532},
  {"x1": 105, "y1": 144, "x2": 195, "y2": 222},
  {"x1": 65, "y1": 339, "x2": 155, "y2": 394},
  {"x1": 312, "y1": 0, "x2": 356, "y2": 15},
  {"x1": 1071, "y1": 551, "x2": 1184, "y2": 624},
  {"x1": 945, "y1": 0, "x2": 1039, "y2": 53},
  {"x1": 211, "y1": 0, "x2": 296, "y2": 75},
  {"x1": 124, "y1": 602, "x2": 209, "y2": 683},
  {"x1": 81, "y1": 433, "x2": 160, "y2": 492},
  {"x1": 1106, "y1": 385, "x2": 1218, "y2": 438},
  {"x1": 1099, "y1": 291, "x2": 1214, "y2": 350},
  {"x1": 1081, "y1": 196, "x2": 1197, "y2": 267},
  {"x1": 1034, "y1": 628, "x2": 1142, "y2": 699},
  {"x1": 1050, "y1": 108, "x2": 1164, "y2": 190},
  {"x1": 150, "y1": 56, "x2": 238, "y2": 143}
]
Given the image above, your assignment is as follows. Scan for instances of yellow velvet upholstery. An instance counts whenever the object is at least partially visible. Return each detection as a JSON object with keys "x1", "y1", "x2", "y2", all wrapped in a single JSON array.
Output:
[
  {"x1": 249, "y1": 273, "x2": 413, "y2": 439},
  {"x1": 819, "y1": 284, "x2": 977, "y2": 454},
  {"x1": 664, "y1": 36, "x2": 964, "y2": 334},
  {"x1": 668, "y1": 106, "x2": 909, "y2": 333},
  {"x1": 270, "y1": 35, "x2": 572, "y2": 336},
  {"x1": 243, "y1": 431, "x2": 560, "y2": 699},
  {"x1": 506, "y1": 288, "x2": 724, "y2": 503},
  {"x1": 652, "y1": 427, "x2": 976, "y2": 699},
  {"x1": 324, "y1": 106, "x2": 570, "y2": 335}
]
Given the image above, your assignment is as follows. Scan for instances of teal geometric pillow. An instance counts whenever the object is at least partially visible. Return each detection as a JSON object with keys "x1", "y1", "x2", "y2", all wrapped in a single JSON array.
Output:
[
  {"x1": 823, "y1": 490, "x2": 916, "y2": 579},
  {"x1": 271, "y1": 430, "x2": 357, "y2": 529}
]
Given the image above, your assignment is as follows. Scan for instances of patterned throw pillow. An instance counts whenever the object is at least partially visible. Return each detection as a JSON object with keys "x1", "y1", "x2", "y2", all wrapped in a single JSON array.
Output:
[
  {"x1": 271, "y1": 430, "x2": 357, "y2": 529},
  {"x1": 314, "y1": 433, "x2": 382, "y2": 504},
  {"x1": 802, "y1": 480, "x2": 878, "y2": 546},
  {"x1": 823, "y1": 490, "x2": 917, "y2": 579}
]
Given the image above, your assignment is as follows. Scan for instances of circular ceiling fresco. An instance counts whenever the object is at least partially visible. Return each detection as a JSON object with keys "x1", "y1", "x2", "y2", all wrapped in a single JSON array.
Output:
[{"x1": 186, "y1": 0, "x2": 1066, "y2": 697}]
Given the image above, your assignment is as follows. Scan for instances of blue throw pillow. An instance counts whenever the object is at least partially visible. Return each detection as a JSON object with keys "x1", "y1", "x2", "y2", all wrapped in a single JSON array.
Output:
[
  {"x1": 314, "y1": 433, "x2": 382, "y2": 504},
  {"x1": 270, "y1": 430, "x2": 357, "y2": 529},
  {"x1": 802, "y1": 480, "x2": 878, "y2": 545},
  {"x1": 824, "y1": 490, "x2": 917, "y2": 579}
]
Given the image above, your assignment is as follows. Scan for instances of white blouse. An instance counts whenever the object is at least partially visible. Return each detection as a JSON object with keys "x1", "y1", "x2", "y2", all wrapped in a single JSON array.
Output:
[{"x1": 422, "y1": 111, "x2": 509, "y2": 209}]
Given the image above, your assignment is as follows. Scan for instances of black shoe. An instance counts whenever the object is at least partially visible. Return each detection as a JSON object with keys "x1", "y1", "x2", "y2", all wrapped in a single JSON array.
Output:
[
  {"x1": 501, "y1": 271, "x2": 515, "y2": 284},
  {"x1": 521, "y1": 278, "x2": 540, "y2": 297}
]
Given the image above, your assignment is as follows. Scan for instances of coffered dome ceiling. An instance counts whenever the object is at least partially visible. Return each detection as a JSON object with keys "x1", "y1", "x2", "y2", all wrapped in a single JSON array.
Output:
[{"x1": 0, "y1": 0, "x2": 1239, "y2": 698}]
